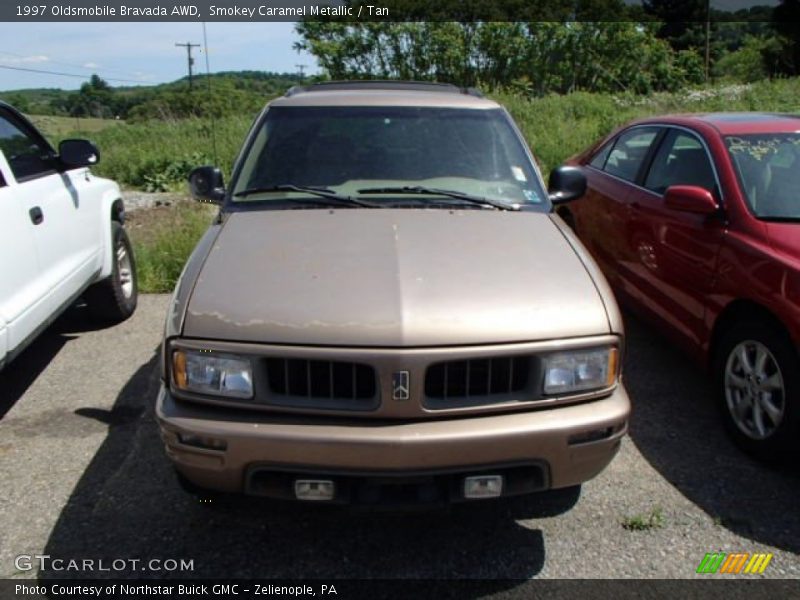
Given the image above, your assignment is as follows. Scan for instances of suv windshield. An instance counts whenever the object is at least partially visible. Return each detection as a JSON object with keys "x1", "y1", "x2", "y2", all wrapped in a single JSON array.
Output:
[
  {"x1": 726, "y1": 133, "x2": 800, "y2": 221},
  {"x1": 231, "y1": 106, "x2": 548, "y2": 209}
]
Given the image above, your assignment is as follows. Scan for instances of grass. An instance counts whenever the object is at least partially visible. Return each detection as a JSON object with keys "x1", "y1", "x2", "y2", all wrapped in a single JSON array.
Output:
[
  {"x1": 126, "y1": 201, "x2": 217, "y2": 293},
  {"x1": 34, "y1": 114, "x2": 253, "y2": 191},
  {"x1": 30, "y1": 114, "x2": 123, "y2": 137},
  {"x1": 52, "y1": 76, "x2": 800, "y2": 291},
  {"x1": 621, "y1": 507, "x2": 666, "y2": 531}
]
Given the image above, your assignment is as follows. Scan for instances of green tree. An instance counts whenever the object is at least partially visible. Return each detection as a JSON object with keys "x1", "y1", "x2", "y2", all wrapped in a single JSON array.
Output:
[
  {"x1": 294, "y1": 21, "x2": 705, "y2": 95},
  {"x1": 770, "y1": 0, "x2": 800, "y2": 75},
  {"x1": 68, "y1": 74, "x2": 114, "y2": 118}
]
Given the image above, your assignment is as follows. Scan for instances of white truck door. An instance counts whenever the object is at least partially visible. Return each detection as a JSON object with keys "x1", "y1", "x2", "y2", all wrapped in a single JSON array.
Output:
[
  {"x1": 0, "y1": 109, "x2": 93, "y2": 322},
  {"x1": 0, "y1": 136, "x2": 43, "y2": 358}
]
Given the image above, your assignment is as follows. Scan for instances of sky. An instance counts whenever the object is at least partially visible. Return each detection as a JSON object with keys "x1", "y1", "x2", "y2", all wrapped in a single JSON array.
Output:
[{"x1": 0, "y1": 22, "x2": 318, "y2": 91}]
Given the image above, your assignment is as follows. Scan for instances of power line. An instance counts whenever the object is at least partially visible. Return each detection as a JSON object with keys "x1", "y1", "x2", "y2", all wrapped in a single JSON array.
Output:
[
  {"x1": 0, "y1": 49, "x2": 145, "y2": 80},
  {"x1": 0, "y1": 63, "x2": 146, "y2": 85}
]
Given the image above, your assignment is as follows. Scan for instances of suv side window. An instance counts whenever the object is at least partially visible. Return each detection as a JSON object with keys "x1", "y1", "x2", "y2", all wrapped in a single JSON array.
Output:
[
  {"x1": 603, "y1": 128, "x2": 659, "y2": 183},
  {"x1": 0, "y1": 114, "x2": 56, "y2": 182},
  {"x1": 645, "y1": 130, "x2": 717, "y2": 195}
]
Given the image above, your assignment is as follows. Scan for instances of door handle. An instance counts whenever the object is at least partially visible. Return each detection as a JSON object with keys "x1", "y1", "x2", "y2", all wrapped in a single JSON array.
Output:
[{"x1": 29, "y1": 206, "x2": 44, "y2": 225}]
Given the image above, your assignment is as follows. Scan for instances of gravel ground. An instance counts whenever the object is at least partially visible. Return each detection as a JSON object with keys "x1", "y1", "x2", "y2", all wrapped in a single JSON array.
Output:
[
  {"x1": 121, "y1": 191, "x2": 187, "y2": 212},
  {"x1": 0, "y1": 295, "x2": 798, "y2": 584}
]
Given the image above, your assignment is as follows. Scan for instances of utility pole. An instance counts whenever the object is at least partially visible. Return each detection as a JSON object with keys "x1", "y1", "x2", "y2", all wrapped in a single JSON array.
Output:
[
  {"x1": 176, "y1": 41, "x2": 201, "y2": 90},
  {"x1": 295, "y1": 64, "x2": 307, "y2": 80}
]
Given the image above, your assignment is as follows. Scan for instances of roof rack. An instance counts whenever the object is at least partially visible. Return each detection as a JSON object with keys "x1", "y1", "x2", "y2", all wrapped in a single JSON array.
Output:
[{"x1": 285, "y1": 80, "x2": 484, "y2": 98}]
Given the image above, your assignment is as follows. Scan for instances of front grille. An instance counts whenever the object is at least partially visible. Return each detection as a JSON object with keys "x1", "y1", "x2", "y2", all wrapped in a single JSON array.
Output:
[
  {"x1": 425, "y1": 356, "x2": 530, "y2": 399},
  {"x1": 265, "y1": 358, "x2": 376, "y2": 401}
]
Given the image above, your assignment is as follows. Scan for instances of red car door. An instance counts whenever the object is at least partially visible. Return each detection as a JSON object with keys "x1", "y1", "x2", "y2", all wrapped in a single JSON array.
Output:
[
  {"x1": 624, "y1": 128, "x2": 725, "y2": 351},
  {"x1": 576, "y1": 126, "x2": 662, "y2": 288}
]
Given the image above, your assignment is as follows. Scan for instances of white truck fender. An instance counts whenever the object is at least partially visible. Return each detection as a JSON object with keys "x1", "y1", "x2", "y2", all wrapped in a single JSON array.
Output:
[{"x1": 95, "y1": 180, "x2": 126, "y2": 281}]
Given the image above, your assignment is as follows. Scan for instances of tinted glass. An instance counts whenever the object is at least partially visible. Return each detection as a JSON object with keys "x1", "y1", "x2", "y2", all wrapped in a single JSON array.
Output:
[
  {"x1": 0, "y1": 115, "x2": 55, "y2": 181},
  {"x1": 645, "y1": 131, "x2": 716, "y2": 195},
  {"x1": 603, "y1": 128, "x2": 659, "y2": 182},
  {"x1": 232, "y1": 106, "x2": 548, "y2": 208},
  {"x1": 727, "y1": 133, "x2": 800, "y2": 220},
  {"x1": 589, "y1": 140, "x2": 613, "y2": 169}
]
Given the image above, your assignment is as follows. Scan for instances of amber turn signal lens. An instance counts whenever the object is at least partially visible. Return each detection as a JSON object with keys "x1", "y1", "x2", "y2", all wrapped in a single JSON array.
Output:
[
  {"x1": 607, "y1": 347, "x2": 619, "y2": 387},
  {"x1": 173, "y1": 350, "x2": 187, "y2": 389}
]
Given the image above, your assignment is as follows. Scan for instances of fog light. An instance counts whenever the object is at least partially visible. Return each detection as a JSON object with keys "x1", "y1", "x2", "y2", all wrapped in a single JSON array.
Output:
[
  {"x1": 295, "y1": 479, "x2": 335, "y2": 501},
  {"x1": 177, "y1": 433, "x2": 227, "y2": 451},
  {"x1": 464, "y1": 475, "x2": 503, "y2": 499}
]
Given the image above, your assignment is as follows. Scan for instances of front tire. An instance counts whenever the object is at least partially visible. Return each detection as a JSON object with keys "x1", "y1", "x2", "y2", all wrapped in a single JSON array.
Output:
[
  {"x1": 714, "y1": 320, "x2": 799, "y2": 461},
  {"x1": 85, "y1": 221, "x2": 138, "y2": 323}
]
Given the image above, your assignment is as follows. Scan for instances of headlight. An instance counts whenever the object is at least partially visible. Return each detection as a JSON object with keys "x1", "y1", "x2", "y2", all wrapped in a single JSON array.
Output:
[
  {"x1": 543, "y1": 347, "x2": 618, "y2": 395},
  {"x1": 172, "y1": 350, "x2": 253, "y2": 399}
]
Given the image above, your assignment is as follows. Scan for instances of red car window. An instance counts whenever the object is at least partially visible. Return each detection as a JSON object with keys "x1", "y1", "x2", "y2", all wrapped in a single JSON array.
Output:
[
  {"x1": 645, "y1": 131, "x2": 717, "y2": 195},
  {"x1": 602, "y1": 128, "x2": 659, "y2": 183}
]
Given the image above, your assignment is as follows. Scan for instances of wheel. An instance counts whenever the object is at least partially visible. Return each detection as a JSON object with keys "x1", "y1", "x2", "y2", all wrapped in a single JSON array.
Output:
[
  {"x1": 714, "y1": 319, "x2": 800, "y2": 461},
  {"x1": 84, "y1": 221, "x2": 138, "y2": 322}
]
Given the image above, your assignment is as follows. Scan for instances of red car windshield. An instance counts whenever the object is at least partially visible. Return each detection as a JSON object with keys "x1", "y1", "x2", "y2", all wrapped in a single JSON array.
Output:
[{"x1": 726, "y1": 133, "x2": 800, "y2": 221}]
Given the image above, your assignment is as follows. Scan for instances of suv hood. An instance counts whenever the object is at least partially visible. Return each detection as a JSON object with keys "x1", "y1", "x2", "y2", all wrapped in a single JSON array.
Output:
[{"x1": 183, "y1": 209, "x2": 610, "y2": 346}]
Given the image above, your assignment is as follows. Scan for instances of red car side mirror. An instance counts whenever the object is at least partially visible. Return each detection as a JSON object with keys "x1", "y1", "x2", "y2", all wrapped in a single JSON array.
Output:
[{"x1": 664, "y1": 185, "x2": 719, "y2": 215}]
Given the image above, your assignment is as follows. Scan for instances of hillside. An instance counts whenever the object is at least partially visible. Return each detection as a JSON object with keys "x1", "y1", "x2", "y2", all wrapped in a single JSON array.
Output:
[{"x1": 0, "y1": 70, "x2": 304, "y2": 119}]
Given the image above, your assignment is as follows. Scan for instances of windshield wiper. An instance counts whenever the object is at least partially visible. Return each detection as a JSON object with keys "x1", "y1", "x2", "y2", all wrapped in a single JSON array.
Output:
[
  {"x1": 234, "y1": 184, "x2": 378, "y2": 208},
  {"x1": 357, "y1": 186, "x2": 519, "y2": 211}
]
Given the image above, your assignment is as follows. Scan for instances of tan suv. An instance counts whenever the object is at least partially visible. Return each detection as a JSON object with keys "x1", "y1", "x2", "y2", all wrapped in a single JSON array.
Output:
[{"x1": 156, "y1": 81, "x2": 630, "y2": 506}]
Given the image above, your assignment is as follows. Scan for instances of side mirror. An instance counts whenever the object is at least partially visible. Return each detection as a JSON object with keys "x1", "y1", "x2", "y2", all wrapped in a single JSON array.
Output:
[
  {"x1": 59, "y1": 139, "x2": 100, "y2": 168},
  {"x1": 189, "y1": 166, "x2": 225, "y2": 204},
  {"x1": 548, "y1": 166, "x2": 587, "y2": 204},
  {"x1": 664, "y1": 185, "x2": 718, "y2": 215}
]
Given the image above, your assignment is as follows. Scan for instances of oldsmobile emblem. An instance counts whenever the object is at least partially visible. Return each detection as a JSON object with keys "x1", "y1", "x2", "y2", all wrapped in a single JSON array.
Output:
[{"x1": 392, "y1": 371, "x2": 410, "y2": 401}]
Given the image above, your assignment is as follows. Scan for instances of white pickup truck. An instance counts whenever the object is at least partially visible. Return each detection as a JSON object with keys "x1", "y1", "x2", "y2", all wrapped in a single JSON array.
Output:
[{"x1": 0, "y1": 101, "x2": 137, "y2": 370}]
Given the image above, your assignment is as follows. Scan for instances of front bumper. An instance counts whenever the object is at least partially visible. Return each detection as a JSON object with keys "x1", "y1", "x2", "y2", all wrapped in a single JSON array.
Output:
[{"x1": 156, "y1": 384, "x2": 630, "y2": 503}]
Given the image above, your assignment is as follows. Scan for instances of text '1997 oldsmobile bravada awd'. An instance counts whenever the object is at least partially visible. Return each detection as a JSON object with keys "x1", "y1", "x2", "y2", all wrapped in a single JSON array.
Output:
[{"x1": 156, "y1": 81, "x2": 630, "y2": 507}]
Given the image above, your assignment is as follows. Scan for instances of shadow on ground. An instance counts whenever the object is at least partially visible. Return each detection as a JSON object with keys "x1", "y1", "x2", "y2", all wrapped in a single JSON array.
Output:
[
  {"x1": 622, "y1": 310, "x2": 800, "y2": 553},
  {"x1": 39, "y1": 352, "x2": 554, "y2": 585},
  {"x1": 0, "y1": 305, "x2": 112, "y2": 418}
]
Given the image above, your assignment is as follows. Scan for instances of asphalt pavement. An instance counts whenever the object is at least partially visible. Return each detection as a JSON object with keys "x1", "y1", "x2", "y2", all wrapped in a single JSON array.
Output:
[{"x1": 0, "y1": 295, "x2": 798, "y2": 583}]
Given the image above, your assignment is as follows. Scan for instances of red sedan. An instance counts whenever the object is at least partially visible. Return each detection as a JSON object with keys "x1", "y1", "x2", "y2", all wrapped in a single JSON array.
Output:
[{"x1": 555, "y1": 113, "x2": 800, "y2": 459}]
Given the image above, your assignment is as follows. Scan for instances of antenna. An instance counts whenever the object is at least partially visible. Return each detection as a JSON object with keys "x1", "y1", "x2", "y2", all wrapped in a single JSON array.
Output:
[{"x1": 202, "y1": 23, "x2": 218, "y2": 166}]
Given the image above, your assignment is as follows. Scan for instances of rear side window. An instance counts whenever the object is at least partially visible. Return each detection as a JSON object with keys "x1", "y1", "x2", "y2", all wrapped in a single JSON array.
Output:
[
  {"x1": 603, "y1": 128, "x2": 659, "y2": 183},
  {"x1": 0, "y1": 114, "x2": 56, "y2": 182},
  {"x1": 645, "y1": 130, "x2": 717, "y2": 195}
]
